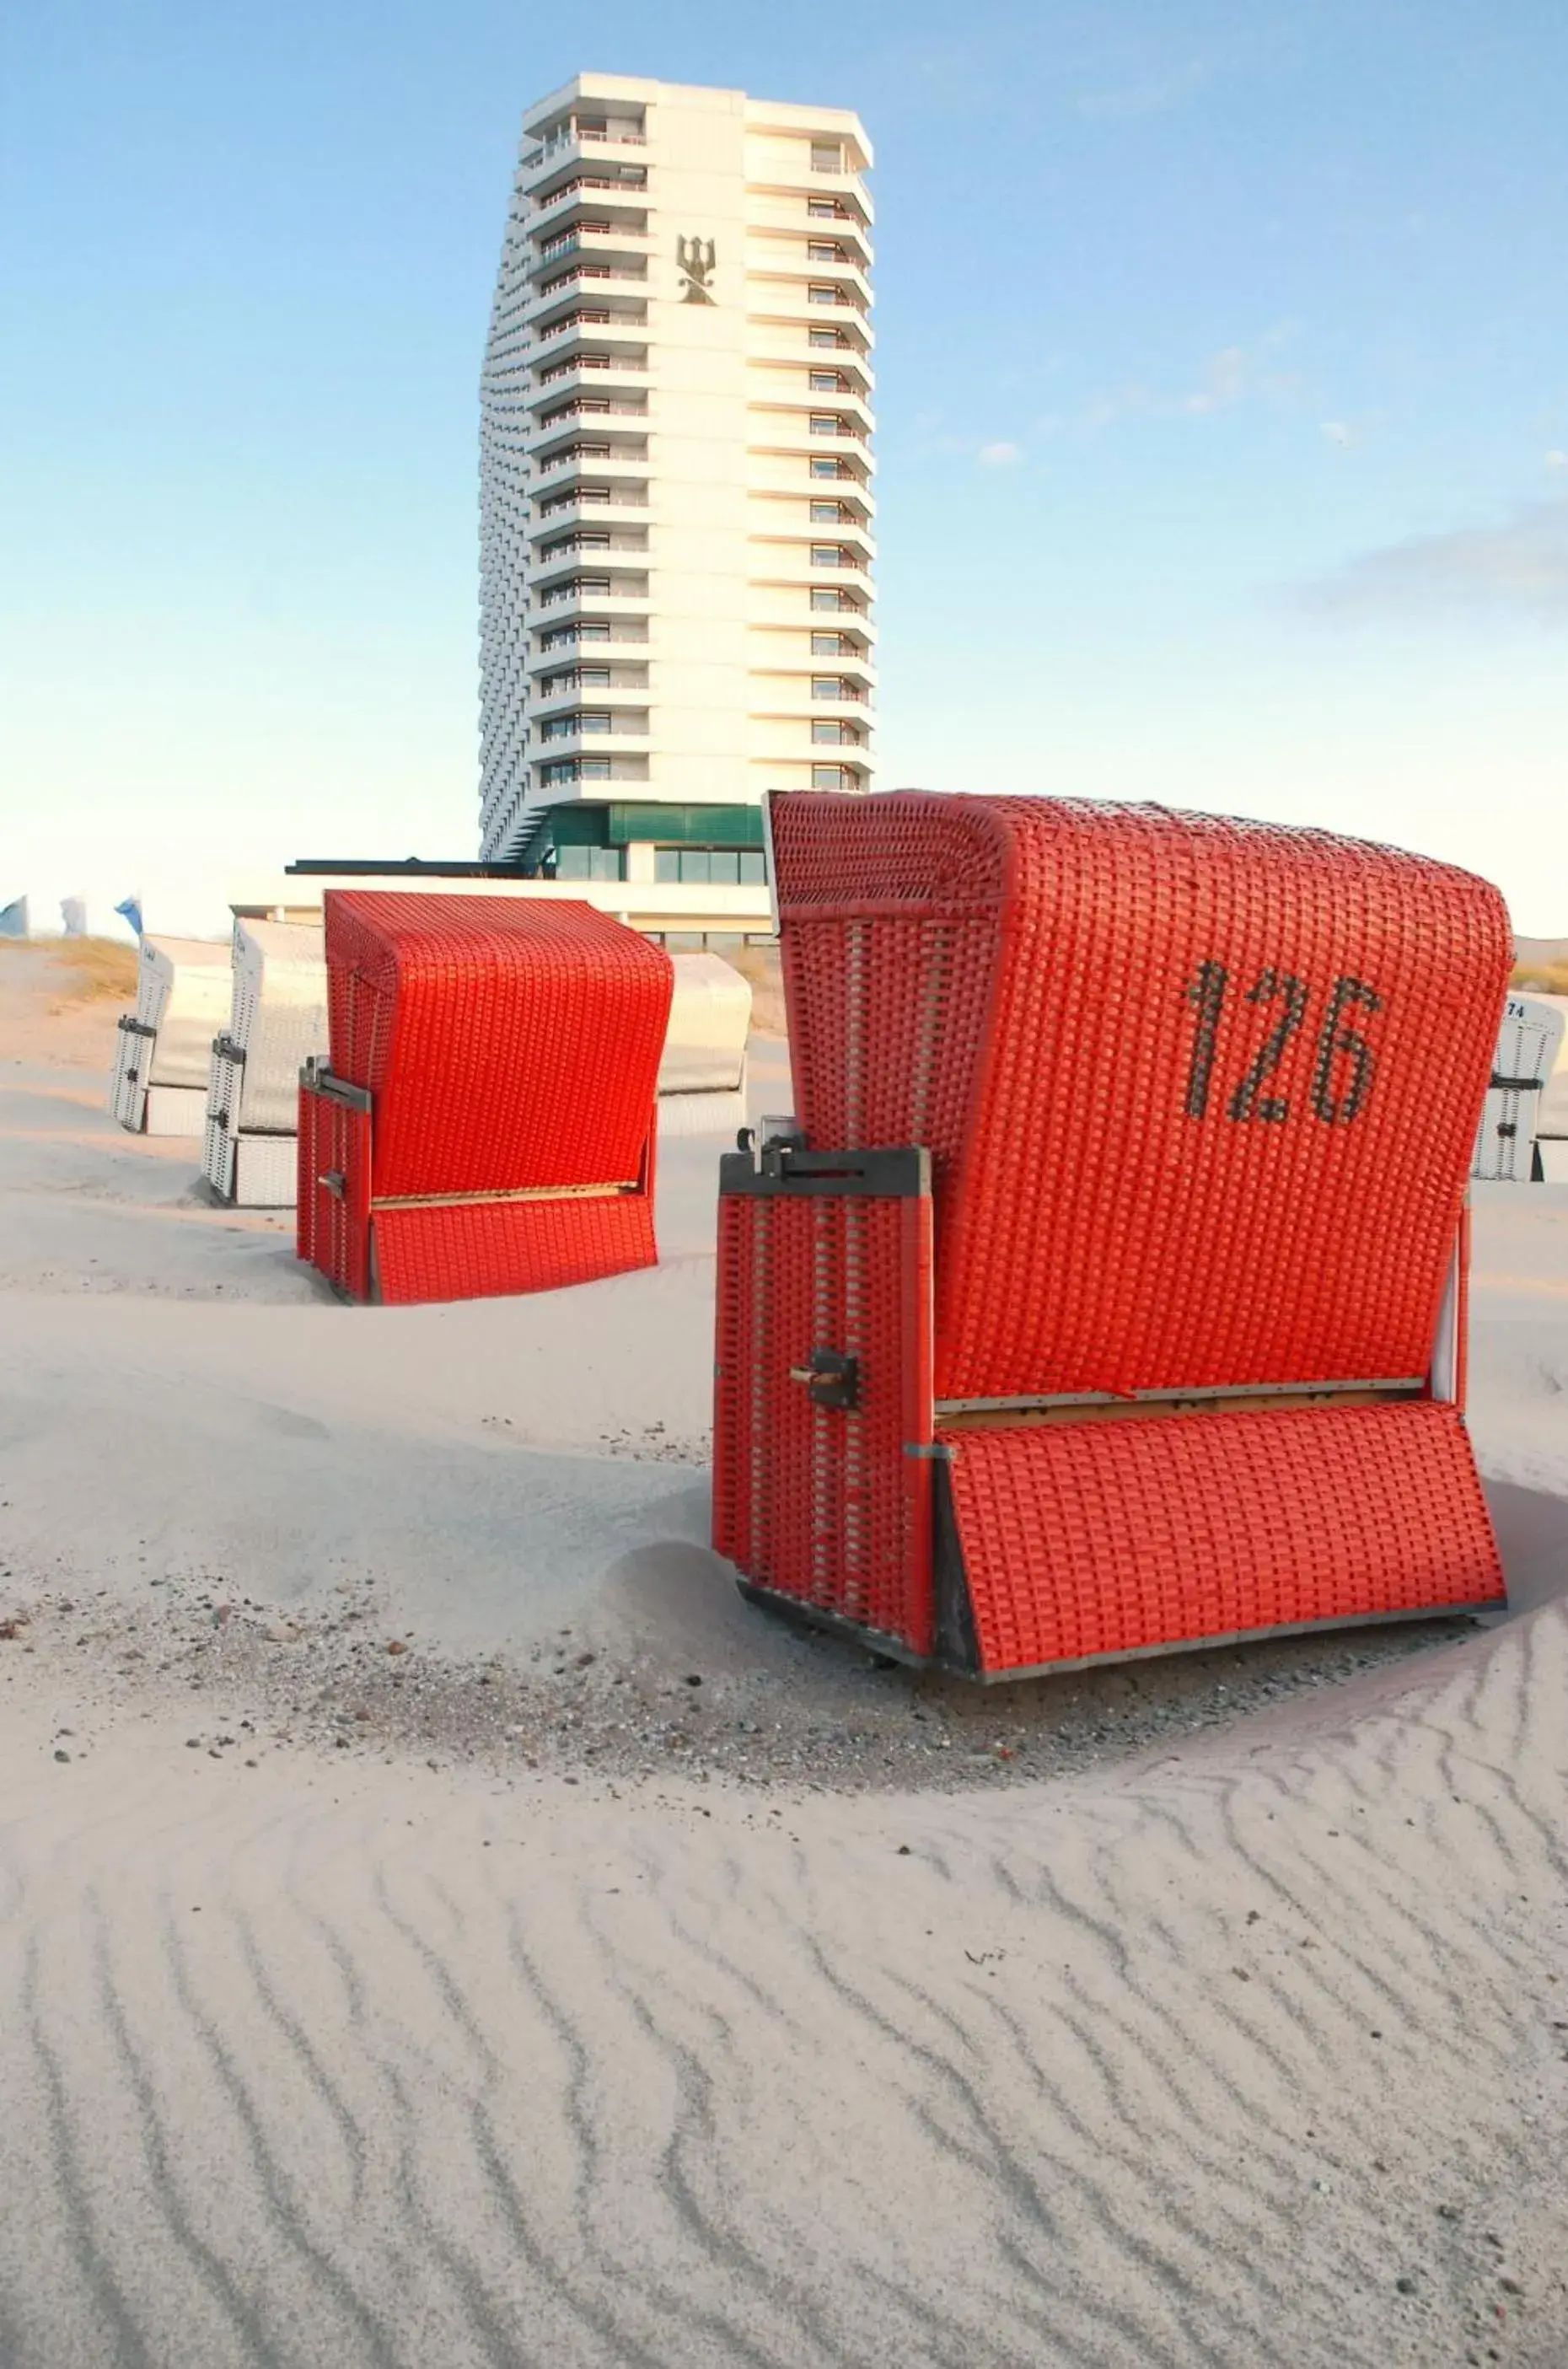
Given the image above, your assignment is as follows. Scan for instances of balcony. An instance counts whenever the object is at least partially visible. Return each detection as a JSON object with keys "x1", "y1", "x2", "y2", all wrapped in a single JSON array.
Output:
[
  {"x1": 529, "y1": 620, "x2": 649, "y2": 667},
  {"x1": 531, "y1": 673, "x2": 649, "y2": 716},
  {"x1": 531, "y1": 169, "x2": 648, "y2": 220},
  {"x1": 529, "y1": 267, "x2": 649, "y2": 320},
  {"x1": 749, "y1": 675, "x2": 873, "y2": 721},
  {"x1": 534, "y1": 580, "x2": 652, "y2": 619},
  {"x1": 530, "y1": 756, "x2": 650, "y2": 792},
  {"x1": 749, "y1": 415, "x2": 875, "y2": 468},
  {"x1": 521, "y1": 124, "x2": 648, "y2": 188},
  {"x1": 530, "y1": 225, "x2": 651, "y2": 278},
  {"x1": 526, "y1": 394, "x2": 648, "y2": 446},
  {"x1": 536, "y1": 712, "x2": 651, "y2": 751},
  {"x1": 531, "y1": 309, "x2": 647, "y2": 357},
  {"x1": 532, "y1": 529, "x2": 648, "y2": 583},
  {"x1": 529, "y1": 356, "x2": 652, "y2": 403},
  {"x1": 534, "y1": 443, "x2": 649, "y2": 484},
  {"x1": 530, "y1": 492, "x2": 651, "y2": 537},
  {"x1": 749, "y1": 383, "x2": 876, "y2": 439}
]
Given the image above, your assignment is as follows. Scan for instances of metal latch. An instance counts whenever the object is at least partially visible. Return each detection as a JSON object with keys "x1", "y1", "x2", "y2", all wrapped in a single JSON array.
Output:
[
  {"x1": 787, "y1": 1348, "x2": 860, "y2": 1410},
  {"x1": 320, "y1": 1170, "x2": 346, "y2": 1201}
]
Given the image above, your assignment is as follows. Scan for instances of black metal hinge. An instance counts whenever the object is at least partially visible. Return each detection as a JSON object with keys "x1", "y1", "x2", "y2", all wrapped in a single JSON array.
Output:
[{"x1": 788, "y1": 1348, "x2": 860, "y2": 1410}]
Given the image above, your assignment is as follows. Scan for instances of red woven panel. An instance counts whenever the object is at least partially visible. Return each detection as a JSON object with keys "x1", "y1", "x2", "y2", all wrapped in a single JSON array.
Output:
[
  {"x1": 771, "y1": 794, "x2": 1511, "y2": 1399},
  {"x1": 942, "y1": 1400, "x2": 1503, "y2": 1673},
  {"x1": 294, "y1": 1085, "x2": 372, "y2": 1301},
  {"x1": 713, "y1": 1191, "x2": 935, "y2": 1653},
  {"x1": 295, "y1": 1082, "x2": 320, "y2": 1270},
  {"x1": 371, "y1": 1191, "x2": 657, "y2": 1307},
  {"x1": 323, "y1": 892, "x2": 672, "y2": 1200}
]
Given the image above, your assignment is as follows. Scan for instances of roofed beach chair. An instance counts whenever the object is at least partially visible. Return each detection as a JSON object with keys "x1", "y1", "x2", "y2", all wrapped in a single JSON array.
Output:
[
  {"x1": 203, "y1": 919, "x2": 328, "y2": 1207},
  {"x1": 110, "y1": 935, "x2": 232, "y2": 1136},
  {"x1": 713, "y1": 792, "x2": 1512, "y2": 1677},
  {"x1": 1470, "y1": 991, "x2": 1566, "y2": 1184},
  {"x1": 656, "y1": 952, "x2": 753, "y2": 1137},
  {"x1": 298, "y1": 891, "x2": 673, "y2": 1305}
]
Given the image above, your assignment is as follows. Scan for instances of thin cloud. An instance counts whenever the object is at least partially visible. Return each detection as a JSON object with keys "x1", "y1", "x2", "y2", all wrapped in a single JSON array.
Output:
[
  {"x1": 977, "y1": 441, "x2": 1023, "y2": 466},
  {"x1": 1083, "y1": 333, "x2": 1302, "y2": 430},
  {"x1": 1301, "y1": 497, "x2": 1568, "y2": 625}
]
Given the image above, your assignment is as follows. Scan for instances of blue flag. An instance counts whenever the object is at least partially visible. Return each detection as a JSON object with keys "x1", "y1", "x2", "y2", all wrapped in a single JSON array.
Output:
[{"x1": 115, "y1": 897, "x2": 144, "y2": 938}]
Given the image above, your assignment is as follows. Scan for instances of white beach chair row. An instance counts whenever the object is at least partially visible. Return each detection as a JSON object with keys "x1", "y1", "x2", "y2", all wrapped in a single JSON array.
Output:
[{"x1": 110, "y1": 925, "x2": 755, "y2": 1206}]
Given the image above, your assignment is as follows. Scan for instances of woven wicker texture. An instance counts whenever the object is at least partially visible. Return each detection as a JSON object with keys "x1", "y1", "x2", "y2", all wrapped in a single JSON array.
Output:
[
  {"x1": 135, "y1": 937, "x2": 233, "y2": 1091},
  {"x1": 202, "y1": 1041, "x2": 244, "y2": 1200},
  {"x1": 373, "y1": 1193, "x2": 658, "y2": 1307},
  {"x1": 771, "y1": 793, "x2": 1511, "y2": 1400},
  {"x1": 296, "y1": 1080, "x2": 371, "y2": 1302},
  {"x1": 295, "y1": 1085, "x2": 320, "y2": 1269},
  {"x1": 713, "y1": 1190, "x2": 935, "y2": 1652},
  {"x1": 324, "y1": 892, "x2": 673, "y2": 1201},
  {"x1": 942, "y1": 1400, "x2": 1503, "y2": 1673},
  {"x1": 226, "y1": 920, "x2": 328, "y2": 1135}
]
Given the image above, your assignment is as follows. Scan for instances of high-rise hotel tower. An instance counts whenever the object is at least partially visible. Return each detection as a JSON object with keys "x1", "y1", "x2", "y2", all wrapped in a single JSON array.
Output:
[{"x1": 479, "y1": 75, "x2": 874, "y2": 879}]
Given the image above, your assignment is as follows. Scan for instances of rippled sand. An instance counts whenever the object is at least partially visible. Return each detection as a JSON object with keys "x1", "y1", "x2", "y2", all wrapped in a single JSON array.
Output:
[{"x1": 2, "y1": 953, "x2": 1565, "y2": 2366}]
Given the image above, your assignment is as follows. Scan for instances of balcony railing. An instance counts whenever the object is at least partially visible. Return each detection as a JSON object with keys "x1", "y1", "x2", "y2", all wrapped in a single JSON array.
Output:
[
  {"x1": 536, "y1": 489, "x2": 647, "y2": 518},
  {"x1": 526, "y1": 127, "x2": 647, "y2": 169},
  {"x1": 532, "y1": 396, "x2": 647, "y2": 425},
  {"x1": 538, "y1": 579, "x2": 648, "y2": 607},
  {"x1": 811, "y1": 683, "x2": 867, "y2": 701},
  {"x1": 535, "y1": 356, "x2": 647, "y2": 386},
  {"x1": 536, "y1": 622, "x2": 649, "y2": 650},
  {"x1": 536, "y1": 267, "x2": 647, "y2": 298},
  {"x1": 532, "y1": 175, "x2": 648, "y2": 214}
]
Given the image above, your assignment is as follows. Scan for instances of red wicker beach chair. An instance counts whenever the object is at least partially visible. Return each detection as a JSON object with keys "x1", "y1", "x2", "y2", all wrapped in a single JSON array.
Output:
[
  {"x1": 298, "y1": 892, "x2": 673, "y2": 1305},
  {"x1": 713, "y1": 793, "x2": 1512, "y2": 1676}
]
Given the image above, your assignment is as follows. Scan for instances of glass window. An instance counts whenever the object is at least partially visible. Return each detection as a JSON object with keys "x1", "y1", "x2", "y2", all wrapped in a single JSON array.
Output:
[
  {"x1": 808, "y1": 330, "x2": 840, "y2": 348},
  {"x1": 810, "y1": 142, "x2": 843, "y2": 173},
  {"x1": 591, "y1": 846, "x2": 623, "y2": 880},
  {"x1": 554, "y1": 844, "x2": 593, "y2": 878},
  {"x1": 809, "y1": 371, "x2": 844, "y2": 393},
  {"x1": 577, "y1": 620, "x2": 610, "y2": 640},
  {"x1": 577, "y1": 712, "x2": 612, "y2": 732},
  {"x1": 810, "y1": 545, "x2": 845, "y2": 566},
  {"x1": 813, "y1": 720, "x2": 851, "y2": 743},
  {"x1": 654, "y1": 848, "x2": 681, "y2": 882},
  {"x1": 812, "y1": 634, "x2": 844, "y2": 655},
  {"x1": 739, "y1": 851, "x2": 767, "y2": 884},
  {"x1": 679, "y1": 850, "x2": 711, "y2": 884},
  {"x1": 808, "y1": 198, "x2": 837, "y2": 218},
  {"x1": 810, "y1": 502, "x2": 843, "y2": 524},
  {"x1": 579, "y1": 757, "x2": 612, "y2": 779},
  {"x1": 707, "y1": 851, "x2": 740, "y2": 884},
  {"x1": 808, "y1": 286, "x2": 838, "y2": 305},
  {"x1": 578, "y1": 668, "x2": 611, "y2": 687},
  {"x1": 809, "y1": 588, "x2": 840, "y2": 610},
  {"x1": 809, "y1": 457, "x2": 841, "y2": 477},
  {"x1": 812, "y1": 764, "x2": 852, "y2": 789}
]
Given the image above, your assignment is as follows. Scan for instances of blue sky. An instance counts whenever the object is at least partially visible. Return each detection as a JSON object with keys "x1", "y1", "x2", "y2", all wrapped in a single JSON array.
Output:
[{"x1": 3, "y1": 0, "x2": 1564, "y2": 934}]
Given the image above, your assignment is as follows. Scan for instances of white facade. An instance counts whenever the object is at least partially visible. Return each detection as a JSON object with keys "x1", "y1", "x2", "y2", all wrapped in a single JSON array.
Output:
[{"x1": 480, "y1": 73, "x2": 875, "y2": 863}]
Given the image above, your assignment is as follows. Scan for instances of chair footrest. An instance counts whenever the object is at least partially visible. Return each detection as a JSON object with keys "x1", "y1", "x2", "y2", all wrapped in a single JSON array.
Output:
[{"x1": 937, "y1": 1399, "x2": 1504, "y2": 1677}]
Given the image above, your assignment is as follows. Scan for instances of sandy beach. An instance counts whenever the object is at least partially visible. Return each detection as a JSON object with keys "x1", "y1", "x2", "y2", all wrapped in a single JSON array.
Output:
[{"x1": 2, "y1": 939, "x2": 1566, "y2": 2366}]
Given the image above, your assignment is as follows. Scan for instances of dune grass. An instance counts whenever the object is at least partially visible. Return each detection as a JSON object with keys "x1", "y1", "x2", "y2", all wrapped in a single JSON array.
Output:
[
  {"x1": 1512, "y1": 961, "x2": 1568, "y2": 995},
  {"x1": 0, "y1": 936, "x2": 142, "y2": 1002}
]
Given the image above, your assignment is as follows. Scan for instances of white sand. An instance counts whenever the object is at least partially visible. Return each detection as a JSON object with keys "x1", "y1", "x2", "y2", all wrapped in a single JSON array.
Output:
[{"x1": 2, "y1": 947, "x2": 1566, "y2": 2366}]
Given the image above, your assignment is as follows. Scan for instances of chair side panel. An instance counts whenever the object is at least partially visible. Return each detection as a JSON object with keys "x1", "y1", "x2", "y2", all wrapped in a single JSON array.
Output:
[{"x1": 714, "y1": 1187, "x2": 935, "y2": 1656}]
